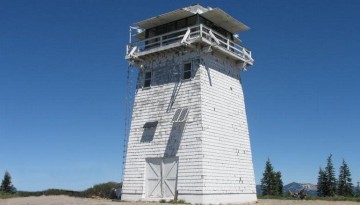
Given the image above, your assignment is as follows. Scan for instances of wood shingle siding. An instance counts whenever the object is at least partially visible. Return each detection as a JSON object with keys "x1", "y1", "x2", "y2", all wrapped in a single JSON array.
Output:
[{"x1": 122, "y1": 49, "x2": 256, "y2": 203}]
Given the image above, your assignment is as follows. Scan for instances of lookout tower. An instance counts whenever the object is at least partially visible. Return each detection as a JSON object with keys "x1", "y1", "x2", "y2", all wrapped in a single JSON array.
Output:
[{"x1": 122, "y1": 4, "x2": 256, "y2": 204}]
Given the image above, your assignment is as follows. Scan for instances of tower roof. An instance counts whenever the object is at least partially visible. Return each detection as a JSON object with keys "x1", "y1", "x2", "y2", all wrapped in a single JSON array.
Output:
[{"x1": 134, "y1": 4, "x2": 249, "y2": 33}]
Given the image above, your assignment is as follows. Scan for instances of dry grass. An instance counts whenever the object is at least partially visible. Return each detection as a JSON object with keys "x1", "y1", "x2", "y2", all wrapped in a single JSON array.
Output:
[
  {"x1": 257, "y1": 199, "x2": 360, "y2": 205},
  {"x1": 1, "y1": 196, "x2": 360, "y2": 205}
]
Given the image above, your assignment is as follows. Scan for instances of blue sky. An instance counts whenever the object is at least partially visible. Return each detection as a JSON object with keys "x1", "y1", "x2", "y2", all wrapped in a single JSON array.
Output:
[{"x1": 1, "y1": 0, "x2": 359, "y2": 191}]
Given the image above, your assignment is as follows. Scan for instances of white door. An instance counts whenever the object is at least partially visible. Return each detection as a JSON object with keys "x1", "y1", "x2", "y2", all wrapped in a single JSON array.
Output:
[
  {"x1": 146, "y1": 158, "x2": 162, "y2": 198},
  {"x1": 162, "y1": 157, "x2": 178, "y2": 197},
  {"x1": 146, "y1": 157, "x2": 178, "y2": 198}
]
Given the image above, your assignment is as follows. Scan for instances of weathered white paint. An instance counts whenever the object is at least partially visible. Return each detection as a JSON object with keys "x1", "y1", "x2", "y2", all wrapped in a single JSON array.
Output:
[
  {"x1": 200, "y1": 52, "x2": 257, "y2": 197},
  {"x1": 122, "y1": 47, "x2": 257, "y2": 204}
]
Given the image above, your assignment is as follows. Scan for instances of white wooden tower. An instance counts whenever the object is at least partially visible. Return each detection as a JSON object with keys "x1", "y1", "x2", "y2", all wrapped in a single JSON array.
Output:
[{"x1": 122, "y1": 4, "x2": 257, "y2": 204}]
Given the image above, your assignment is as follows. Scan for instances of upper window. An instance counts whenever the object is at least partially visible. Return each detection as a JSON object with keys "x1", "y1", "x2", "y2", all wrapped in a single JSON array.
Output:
[
  {"x1": 144, "y1": 71, "x2": 152, "y2": 87},
  {"x1": 199, "y1": 16, "x2": 233, "y2": 41},
  {"x1": 146, "y1": 15, "x2": 197, "y2": 38},
  {"x1": 183, "y1": 63, "x2": 192, "y2": 80},
  {"x1": 144, "y1": 15, "x2": 234, "y2": 41}
]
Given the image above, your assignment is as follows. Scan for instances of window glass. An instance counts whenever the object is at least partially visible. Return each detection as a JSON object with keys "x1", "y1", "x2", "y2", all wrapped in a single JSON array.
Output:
[
  {"x1": 144, "y1": 15, "x2": 201, "y2": 38},
  {"x1": 144, "y1": 71, "x2": 152, "y2": 87},
  {"x1": 183, "y1": 63, "x2": 191, "y2": 80},
  {"x1": 177, "y1": 19, "x2": 187, "y2": 30},
  {"x1": 145, "y1": 15, "x2": 233, "y2": 39},
  {"x1": 168, "y1": 22, "x2": 176, "y2": 33},
  {"x1": 187, "y1": 16, "x2": 196, "y2": 27},
  {"x1": 147, "y1": 29, "x2": 156, "y2": 38}
]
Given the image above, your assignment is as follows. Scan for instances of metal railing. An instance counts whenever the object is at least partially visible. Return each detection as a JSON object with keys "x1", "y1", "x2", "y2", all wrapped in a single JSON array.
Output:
[{"x1": 127, "y1": 24, "x2": 253, "y2": 63}]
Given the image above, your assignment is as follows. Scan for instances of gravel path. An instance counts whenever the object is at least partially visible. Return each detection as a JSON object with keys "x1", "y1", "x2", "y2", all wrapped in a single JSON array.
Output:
[{"x1": 1, "y1": 196, "x2": 359, "y2": 205}]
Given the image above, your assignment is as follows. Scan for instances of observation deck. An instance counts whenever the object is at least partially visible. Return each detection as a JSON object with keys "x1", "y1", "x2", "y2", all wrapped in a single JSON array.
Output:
[{"x1": 126, "y1": 4, "x2": 254, "y2": 66}]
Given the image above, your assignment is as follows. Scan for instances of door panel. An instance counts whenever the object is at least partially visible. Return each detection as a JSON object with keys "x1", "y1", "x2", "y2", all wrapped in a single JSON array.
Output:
[
  {"x1": 145, "y1": 157, "x2": 178, "y2": 198},
  {"x1": 146, "y1": 158, "x2": 162, "y2": 198},
  {"x1": 163, "y1": 158, "x2": 178, "y2": 198}
]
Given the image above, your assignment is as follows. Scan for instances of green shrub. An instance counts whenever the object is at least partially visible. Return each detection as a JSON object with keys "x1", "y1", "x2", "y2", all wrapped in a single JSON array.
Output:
[
  {"x1": 0, "y1": 191, "x2": 18, "y2": 199},
  {"x1": 2, "y1": 182, "x2": 122, "y2": 199},
  {"x1": 45, "y1": 189, "x2": 81, "y2": 197},
  {"x1": 82, "y1": 182, "x2": 122, "y2": 199},
  {"x1": 174, "y1": 199, "x2": 186, "y2": 204},
  {"x1": 17, "y1": 191, "x2": 44, "y2": 197},
  {"x1": 167, "y1": 199, "x2": 187, "y2": 204}
]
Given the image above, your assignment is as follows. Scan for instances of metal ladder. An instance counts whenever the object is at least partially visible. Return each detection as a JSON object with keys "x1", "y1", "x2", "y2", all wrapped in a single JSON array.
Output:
[{"x1": 122, "y1": 63, "x2": 135, "y2": 182}]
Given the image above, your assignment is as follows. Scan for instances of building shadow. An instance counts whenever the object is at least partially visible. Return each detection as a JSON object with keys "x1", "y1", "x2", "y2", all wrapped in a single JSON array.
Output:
[
  {"x1": 164, "y1": 122, "x2": 185, "y2": 157},
  {"x1": 166, "y1": 80, "x2": 182, "y2": 112},
  {"x1": 141, "y1": 127, "x2": 157, "y2": 143}
]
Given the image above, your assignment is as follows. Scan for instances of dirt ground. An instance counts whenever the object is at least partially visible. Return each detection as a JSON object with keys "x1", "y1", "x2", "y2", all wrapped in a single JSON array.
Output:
[
  {"x1": 255, "y1": 199, "x2": 359, "y2": 205},
  {"x1": 1, "y1": 196, "x2": 359, "y2": 205}
]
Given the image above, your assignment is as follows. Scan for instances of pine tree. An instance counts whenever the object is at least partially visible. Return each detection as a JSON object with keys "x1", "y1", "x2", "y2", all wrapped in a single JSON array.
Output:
[
  {"x1": 324, "y1": 154, "x2": 337, "y2": 196},
  {"x1": 261, "y1": 159, "x2": 275, "y2": 196},
  {"x1": 317, "y1": 167, "x2": 326, "y2": 197},
  {"x1": 355, "y1": 182, "x2": 360, "y2": 197},
  {"x1": 337, "y1": 159, "x2": 353, "y2": 196},
  {"x1": 0, "y1": 171, "x2": 16, "y2": 193},
  {"x1": 260, "y1": 159, "x2": 283, "y2": 196},
  {"x1": 274, "y1": 171, "x2": 283, "y2": 196}
]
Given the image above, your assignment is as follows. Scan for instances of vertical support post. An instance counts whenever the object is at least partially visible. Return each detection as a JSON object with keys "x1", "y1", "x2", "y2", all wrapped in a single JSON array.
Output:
[
  {"x1": 161, "y1": 160, "x2": 164, "y2": 197},
  {"x1": 200, "y1": 24, "x2": 203, "y2": 38},
  {"x1": 174, "y1": 190, "x2": 178, "y2": 201},
  {"x1": 160, "y1": 36, "x2": 163, "y2": 47},
  {"x1": 227, "y1": 39, "x2": 230, "y2": 50},
  {"x1": 129, "y1": 26, "x2": 132, "y2": 44},
  {"x1": 127, "y1": 26, "x2": 132, "y2": 54}
]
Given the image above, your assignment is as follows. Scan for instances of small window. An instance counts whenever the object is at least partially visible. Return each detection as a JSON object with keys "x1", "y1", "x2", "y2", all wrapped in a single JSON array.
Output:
[
  {"x1": 143, "y1": 121, "x2": 158, "y2": 129},
  {"x1": 144, "y1": 71, "x2": 152, "y2": 87},
  {"x1": 187, "y1": 15, "x2": 196, "y2": 27},
  {"x1": 183, "y1": 63, "x2": 191, "y2": 80},
  {"x1": 177, "y1": 19, "x2": 186, "y2": 30},
  {"x1": 172, "y1": 108, "x2": 189, "y2": 122}
]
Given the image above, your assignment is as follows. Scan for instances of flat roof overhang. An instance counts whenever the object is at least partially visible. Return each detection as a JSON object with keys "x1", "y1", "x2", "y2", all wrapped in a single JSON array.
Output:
[
  {"x1": 134, "y1": 7, "x2": 250, "y2": 34},
  {"x1": 201, "y1": 8, "x2": 249, "y2": 33},
  {"x1": 135, "y1": 9, "x2": 194, "y2": 29}
]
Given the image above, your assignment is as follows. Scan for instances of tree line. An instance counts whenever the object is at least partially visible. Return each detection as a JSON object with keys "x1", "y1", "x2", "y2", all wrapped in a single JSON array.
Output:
[
  {"x1": 260, "y1": 155, "x2": 360, "y2": 197},
  {"x1": 0, "y1": 171, "x2": 122, "y2": 199},
  {"x1": 317, "y1": 154, "x2": 357, "y2": 197}
]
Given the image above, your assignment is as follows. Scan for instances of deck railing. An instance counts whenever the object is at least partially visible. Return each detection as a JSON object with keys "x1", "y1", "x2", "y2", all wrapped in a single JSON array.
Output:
[{"x1": 127, "y1": 24, "x2": 253, "y2": 63}]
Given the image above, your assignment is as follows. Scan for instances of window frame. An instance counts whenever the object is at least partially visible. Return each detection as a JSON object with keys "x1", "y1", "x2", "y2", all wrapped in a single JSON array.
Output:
[
  {"x1": 143, "y1": 71, "x2": 152, "y2": 88},
  {"x1": 183, "y1": 62, "x2": 192, "y2": 80}
]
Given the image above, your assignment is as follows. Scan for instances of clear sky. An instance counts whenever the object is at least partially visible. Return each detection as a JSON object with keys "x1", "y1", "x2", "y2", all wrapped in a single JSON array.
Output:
[{"x1": 1, "y1": 0, "x2": 359, "y2": 191}]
